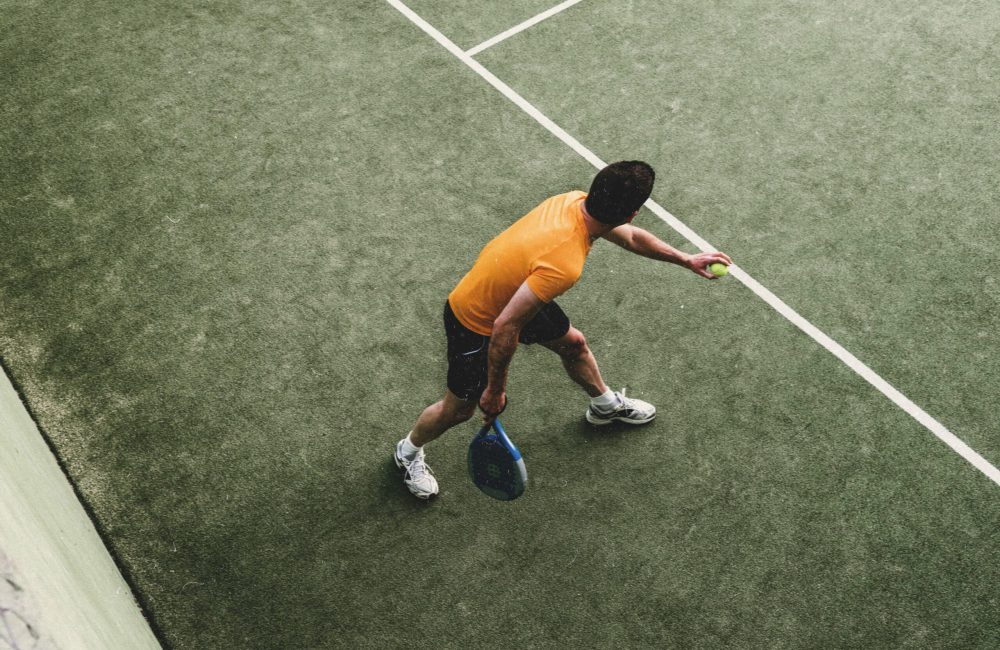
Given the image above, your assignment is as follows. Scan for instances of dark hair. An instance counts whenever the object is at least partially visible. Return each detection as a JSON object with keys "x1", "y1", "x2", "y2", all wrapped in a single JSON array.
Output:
[{"x1": 584, "y1": 160, "x2": 655, "y2": 224}]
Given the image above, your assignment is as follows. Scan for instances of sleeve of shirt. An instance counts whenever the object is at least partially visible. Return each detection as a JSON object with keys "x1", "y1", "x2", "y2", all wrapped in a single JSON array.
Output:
[{"x1": 525, "y1": 263, "x2": 576, "y2": 303}]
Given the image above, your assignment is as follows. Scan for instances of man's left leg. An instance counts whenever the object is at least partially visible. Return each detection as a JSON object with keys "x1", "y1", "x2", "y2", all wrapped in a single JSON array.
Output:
[
  {"x1": 540, "y1": 327, "x2": 656, "y2": 426},
  {"x1": 540, "y1": 326, "x2": 608, "y2": 397}
]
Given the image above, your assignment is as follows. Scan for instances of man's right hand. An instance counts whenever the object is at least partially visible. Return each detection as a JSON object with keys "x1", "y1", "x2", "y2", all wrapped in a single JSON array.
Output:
[{"x1": 478, "y1": 387, "x2": 507, "y2": 424}]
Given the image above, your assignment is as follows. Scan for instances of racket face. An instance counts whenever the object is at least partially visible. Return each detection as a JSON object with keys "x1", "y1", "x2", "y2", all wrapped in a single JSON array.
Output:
[{"x1": 467, "y1": 419, "x2": 527, "y2": 500}]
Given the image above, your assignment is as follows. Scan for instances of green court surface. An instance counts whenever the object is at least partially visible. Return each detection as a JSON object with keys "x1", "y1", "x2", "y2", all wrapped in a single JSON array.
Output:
[{"x1": 2, "y1": 0, "x2": 999, "y2": 648}]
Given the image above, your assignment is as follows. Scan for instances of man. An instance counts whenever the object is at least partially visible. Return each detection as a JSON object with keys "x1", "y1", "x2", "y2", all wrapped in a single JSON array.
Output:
[{"x1": 395, "y1": 161, "x2": 732, "y2": 499}]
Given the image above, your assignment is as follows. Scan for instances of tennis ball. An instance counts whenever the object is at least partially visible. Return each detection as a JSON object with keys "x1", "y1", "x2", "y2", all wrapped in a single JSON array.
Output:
[{"x1": 708, "y1": 262, "x2": 729, "y2": 277}]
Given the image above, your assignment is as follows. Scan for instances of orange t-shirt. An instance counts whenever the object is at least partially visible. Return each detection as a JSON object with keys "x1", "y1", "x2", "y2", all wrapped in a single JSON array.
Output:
[{"x1": 448, "y1": 191, "x2": 592, "y2": 335}]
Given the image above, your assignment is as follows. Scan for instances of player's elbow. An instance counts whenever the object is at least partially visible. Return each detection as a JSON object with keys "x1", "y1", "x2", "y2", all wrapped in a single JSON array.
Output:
[{"x1": 490, "y1": 317, "x2": 521, "y2": 344}]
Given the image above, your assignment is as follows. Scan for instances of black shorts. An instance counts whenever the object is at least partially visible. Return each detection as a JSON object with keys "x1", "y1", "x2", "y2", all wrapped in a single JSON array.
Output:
[{"x1": 444, "y1": 299, "x2": 570, "y2": 402}]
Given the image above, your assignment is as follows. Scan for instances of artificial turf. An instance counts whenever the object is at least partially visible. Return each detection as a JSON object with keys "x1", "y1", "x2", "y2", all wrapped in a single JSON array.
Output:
[
  {"x1": 3, "y1": 0, "x2": 1000, "y2": 647},
  {"x1": 479, "y1": 0, "x2": 1000, "y2": 462}
]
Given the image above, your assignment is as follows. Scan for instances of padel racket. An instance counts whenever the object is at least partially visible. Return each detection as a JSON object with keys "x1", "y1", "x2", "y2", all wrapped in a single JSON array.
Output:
[{"x1": 467, "y1": 418, "x2": 527, "y2": 500}]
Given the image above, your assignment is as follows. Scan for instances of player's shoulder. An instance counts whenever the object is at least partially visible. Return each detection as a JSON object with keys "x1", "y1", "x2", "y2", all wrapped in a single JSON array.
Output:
[
  {"x1": 515, "y1": 190, "x2": 586, "y2": 229},
  {"x1": 530, "y1": 190, "x2": 585, "y2": 216}
]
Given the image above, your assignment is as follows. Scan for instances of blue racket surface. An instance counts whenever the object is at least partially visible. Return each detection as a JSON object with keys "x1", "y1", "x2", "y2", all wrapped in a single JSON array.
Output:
[{"x1": 467, "y1": 418, "x2": 527, "y2": 501}]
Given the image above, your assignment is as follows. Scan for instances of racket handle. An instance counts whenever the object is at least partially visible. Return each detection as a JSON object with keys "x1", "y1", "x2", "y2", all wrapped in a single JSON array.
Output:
[{"x1": 475, "y1": 417, "x2": 503, "y2": 436}]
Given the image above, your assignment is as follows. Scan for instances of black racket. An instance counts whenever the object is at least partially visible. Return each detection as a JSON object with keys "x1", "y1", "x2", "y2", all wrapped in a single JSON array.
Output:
[{"x1": 467, "y1": 418, "x2": 527, "y2": 500}]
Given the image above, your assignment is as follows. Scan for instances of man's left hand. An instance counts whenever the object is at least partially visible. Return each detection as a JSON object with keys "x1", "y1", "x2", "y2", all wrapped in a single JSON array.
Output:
[{"x1": 687, "y1": 251, "x2": 733, "y2": 279}]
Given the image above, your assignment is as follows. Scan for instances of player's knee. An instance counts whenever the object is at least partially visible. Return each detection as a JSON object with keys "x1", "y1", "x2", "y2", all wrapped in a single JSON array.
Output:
[
  {"x1": 559, "y1": 330, "x2": 590, "y2": 360},
  {"x1": 450, "y1": 404, "x2": 476, "y2": 425}
]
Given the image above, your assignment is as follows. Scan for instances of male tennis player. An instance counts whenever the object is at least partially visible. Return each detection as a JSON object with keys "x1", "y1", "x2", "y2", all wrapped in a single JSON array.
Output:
[{"x1": 395, "y1": 161, "x2": 732, "y2": 499}]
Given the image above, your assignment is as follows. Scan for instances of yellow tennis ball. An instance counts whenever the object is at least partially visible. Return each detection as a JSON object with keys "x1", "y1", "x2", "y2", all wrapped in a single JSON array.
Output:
[{"x1": 708, "y1": 262, "x2": 729, "y2": 277}]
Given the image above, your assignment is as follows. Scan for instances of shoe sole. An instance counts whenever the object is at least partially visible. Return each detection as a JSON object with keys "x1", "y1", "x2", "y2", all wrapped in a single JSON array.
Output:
[
  {"x1": 393, "y1": 450, "x2": 438, "y2": 500},
  {"x1": 585, "y1": 410, "x2": 656, "y2": 426}
]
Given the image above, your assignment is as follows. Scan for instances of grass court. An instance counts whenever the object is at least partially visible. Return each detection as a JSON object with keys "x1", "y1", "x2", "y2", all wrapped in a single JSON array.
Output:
[{"x1": 3, "y1": 0, "x2": 1000, "y2": 647}]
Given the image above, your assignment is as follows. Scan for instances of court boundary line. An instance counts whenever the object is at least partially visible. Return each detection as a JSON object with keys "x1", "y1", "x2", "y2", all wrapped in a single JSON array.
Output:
[
  {"x1": 385, "y1": 0, "x2": 1000, "y2": 489},
  {"x1": 465, "y1": 0, "x2": 586, "y2": 57}
]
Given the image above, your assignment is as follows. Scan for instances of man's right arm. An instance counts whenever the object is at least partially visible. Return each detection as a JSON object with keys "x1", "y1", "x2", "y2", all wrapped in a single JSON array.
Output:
[{"x1": 480, "y1": 282, "x2": 545, "y2": 421}]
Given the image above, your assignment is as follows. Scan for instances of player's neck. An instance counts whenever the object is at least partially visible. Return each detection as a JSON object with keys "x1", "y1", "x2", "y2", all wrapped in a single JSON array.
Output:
[{"x1": 580, "y1": 202, "x2": 614, "y2": 241}]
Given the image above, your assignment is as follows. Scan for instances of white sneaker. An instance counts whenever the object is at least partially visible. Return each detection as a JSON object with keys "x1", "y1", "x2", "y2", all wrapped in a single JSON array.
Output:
[
  {"x1": 585, "y1": 390, "x2": 656, "y2": 426},
  {"x1": 394, "y1": 441, "x2": 439, "y2": 499}
]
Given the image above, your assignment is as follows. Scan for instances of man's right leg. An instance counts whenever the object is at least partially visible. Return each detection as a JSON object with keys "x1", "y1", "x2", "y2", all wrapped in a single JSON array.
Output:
[
  {"x1": 395, "y1": 391, "x2": 476, "y2": 500},
  {"x1": 411, "y1": 390, "x2": 478, "y2": 447},
  {"x1": 396, "y1": 301, "x2": 487, "y2": 499}
]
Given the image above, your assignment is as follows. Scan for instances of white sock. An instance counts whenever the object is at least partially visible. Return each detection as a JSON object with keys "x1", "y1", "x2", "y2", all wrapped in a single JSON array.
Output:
[
  {"x1": 398, "y1": 432, "x2": 421, "y2": 460},
  {"x1": 590, "y1": 389, "x2": 621, "y2": 412}
]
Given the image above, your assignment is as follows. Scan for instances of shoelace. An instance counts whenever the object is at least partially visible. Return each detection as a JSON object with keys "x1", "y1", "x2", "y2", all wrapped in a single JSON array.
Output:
[
  {"x1": 594, "y1": 389, "x2": 629, "y2": 415},
  {"x1": 615, "y1": 388, "x2": 640, "y2": 411},
  {"x1": 617, "y1": 388, "x2": 650, "y2": 414},
  {"x1": 407, "y1": 451, "x2": 432, "y2": 481}
]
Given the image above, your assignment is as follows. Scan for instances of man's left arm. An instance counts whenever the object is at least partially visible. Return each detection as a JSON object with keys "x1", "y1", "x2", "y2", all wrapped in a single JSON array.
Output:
[{"x1": 602, "y1": 224, "x2": 732, "y2": 279}]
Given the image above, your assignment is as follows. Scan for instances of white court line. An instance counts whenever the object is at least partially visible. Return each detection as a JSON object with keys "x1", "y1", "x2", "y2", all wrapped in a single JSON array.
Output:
[
  {"x1": 386, "y1": 0, "x2": 1000, "y2": 489},
  {"x1": 465, "y1": 0, "x2": 586, "y2": 57}
]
